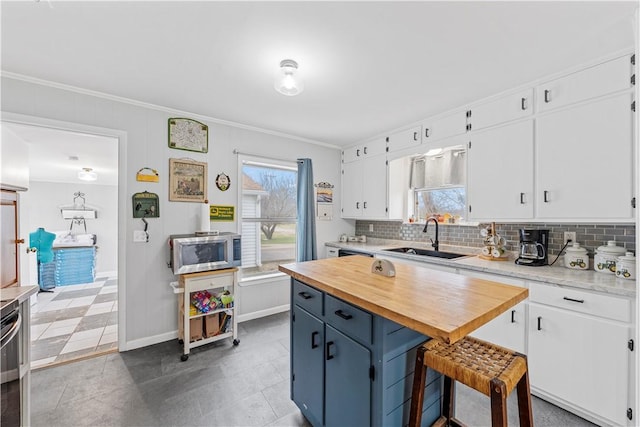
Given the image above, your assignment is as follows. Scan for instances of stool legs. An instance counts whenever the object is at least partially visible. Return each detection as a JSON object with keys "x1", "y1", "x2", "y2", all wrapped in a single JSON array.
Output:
[
  {"x1": 490, "y1": 378, "x2": 508, "y2": 427},
  {"x1": 409, "y1": 346, "x2": 427, "y2": 427},
  {"x1": 516, "y1": 369, "x2": 533, "y2": 427}
]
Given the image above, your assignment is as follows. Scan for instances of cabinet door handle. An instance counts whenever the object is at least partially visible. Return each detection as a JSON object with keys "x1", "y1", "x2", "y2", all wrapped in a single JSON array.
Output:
[
  {"x1": 363, "y1": 202, "x2": 367, "y2": 209},
  {"x1": 425, "y1": 128, "x2": 430, "y2": 138},
  {"x1": 298, "y1": 291, "x2": 312, "y2": 300},
  {"x1": 521, "y1": 97, "x2": 527, "y2": 110},
  {"x1": 520, "y1": 192, "x2": 525, "y2": 204},
  {"x1": 544, "y1": 89, "x2": 551, "y2": 103},
  {"x1": 537, "y1": 316, "x2": 542, "y2": 331},
  {"x1": 356, "y1": 148, "x2": 361, "y2": 157},
  {"x1": 363, "y1": 146, "x2": 368, "y2": 155},
  {"x1": 413, "y1": 131, "x2": 418, "y2": 141},
  {"x1": 326, "y1": 341, "x2": 335, "y2": 360},
  {"x1": 311, "y1": 331, "x2": 320, "y2": 349},
  {"x1": 334, "y1": 310, "x2": 353, "y2": 320},
  {"x1": 543, "y1": 190, "x2": 549, "y2": 203},
  {"x1": 356, "y1": 202, "x2": 360, "y2": 209},
  {"x1": 511, "y1": 310, "x2": 516, "y2": 323},
  {"x1": 563, "y1": 296, "x2": 585, "y2": 304}
]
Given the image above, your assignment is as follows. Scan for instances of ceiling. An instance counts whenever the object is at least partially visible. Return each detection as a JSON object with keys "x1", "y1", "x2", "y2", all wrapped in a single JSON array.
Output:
[
  {"x1": 1, "y1": 1, "x2": 637, "y2": 149},
  {"x1": 2, "y1": 122, "x2": 119, "y2": 186}
]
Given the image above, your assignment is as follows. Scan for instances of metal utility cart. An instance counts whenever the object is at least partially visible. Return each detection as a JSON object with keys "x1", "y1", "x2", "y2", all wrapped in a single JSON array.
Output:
[{"x1": 170, "y1": 268, "x2": 239, "y2": 361}]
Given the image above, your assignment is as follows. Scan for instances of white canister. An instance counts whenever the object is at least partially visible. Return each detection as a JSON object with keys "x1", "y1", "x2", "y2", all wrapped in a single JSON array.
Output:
[
  {"x1": 594, "y1": 241, "x2": 626, "y2": 274},
  {"x1": 615, "y1": 252, "x2": 635, "y2": 280},
  {"x1": 564, "y1": 242, "x2": 589, "y2": 270}
]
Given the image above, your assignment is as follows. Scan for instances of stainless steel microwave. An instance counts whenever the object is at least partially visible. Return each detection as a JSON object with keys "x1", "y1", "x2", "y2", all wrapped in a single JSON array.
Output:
[{"x1": 168, "y1": 232, "x2": 241, "y2": 275}]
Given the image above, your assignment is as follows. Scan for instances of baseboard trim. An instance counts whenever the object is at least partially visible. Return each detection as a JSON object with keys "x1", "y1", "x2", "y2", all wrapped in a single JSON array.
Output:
[
  {"x1": 237, "y1": 304, "x2": 290, "y2": 323},
  {"x1": 123, "y1": 331, "x2": 178, "y2": 351}
]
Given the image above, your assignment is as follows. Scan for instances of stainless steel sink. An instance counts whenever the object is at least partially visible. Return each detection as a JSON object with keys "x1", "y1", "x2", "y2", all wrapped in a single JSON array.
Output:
[{"x1": 382, "y1": 247, "x2": 468, "y2": 259}]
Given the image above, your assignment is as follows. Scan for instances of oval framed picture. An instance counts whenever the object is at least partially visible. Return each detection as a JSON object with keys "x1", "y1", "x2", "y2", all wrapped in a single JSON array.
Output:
[{"x1": 216, "y1": 173, "x2": 230, "y2": 191}]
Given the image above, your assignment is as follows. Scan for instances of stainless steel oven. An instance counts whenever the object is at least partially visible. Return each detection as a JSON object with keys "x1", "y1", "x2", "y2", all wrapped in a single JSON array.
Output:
[{"x1": 1, "y1": 299, "x2": 22, "y2": 427}]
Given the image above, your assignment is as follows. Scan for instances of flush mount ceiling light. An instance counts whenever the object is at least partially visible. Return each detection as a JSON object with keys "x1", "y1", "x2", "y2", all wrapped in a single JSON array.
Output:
[
  {"x1": 78, "y1": 167, "x2": 97, "y2": 181},
  {"x1": 274, "y1": 59, "x2": 304, "y2": 96}
]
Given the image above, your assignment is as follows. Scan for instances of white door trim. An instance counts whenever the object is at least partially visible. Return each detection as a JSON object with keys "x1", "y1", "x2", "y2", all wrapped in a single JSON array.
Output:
[{"x1": 1, "y1": 111, "x2": 129, "y2": 351}]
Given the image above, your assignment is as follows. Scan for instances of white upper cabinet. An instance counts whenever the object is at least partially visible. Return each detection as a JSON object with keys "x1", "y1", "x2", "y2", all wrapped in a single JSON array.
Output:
[
  {"x1": 468, "y1": 88, "x2": 534, "y2": 131},
  {"x1": 536, "y1": 93, "x2": 633, "y2": 221},
  {"x1": 421, "y1": 110, "x2": 468, "y2": 143},
  {"x1": 467, "y1": 120, "x2": 534, "y2": 220},
  {"x1": 386, "y1": 125, "x2": 422, "y2": 153},
  {"x1": 341, "y1": 137, "x2": 388, "y2": 219},
  {"x1": 536, "y1": 55, "x2": 632, "y2": 113},
  {"x1": 342, "y1": 137, "x2": 387, "y2": 163}
]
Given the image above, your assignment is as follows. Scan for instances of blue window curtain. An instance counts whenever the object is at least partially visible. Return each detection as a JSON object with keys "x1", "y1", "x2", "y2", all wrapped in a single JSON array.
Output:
[{"x1": 296, "y1": 158, "x2": 317, "y2": 262}]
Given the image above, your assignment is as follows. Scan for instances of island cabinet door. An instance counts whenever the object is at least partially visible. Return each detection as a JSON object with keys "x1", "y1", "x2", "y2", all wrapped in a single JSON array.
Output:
[
  {"x1": 292, "y1": 305, "x2": 325, "y2": 426},
  {"x1": 325, "y1": 325, "x2": 371, "y2": 427}
]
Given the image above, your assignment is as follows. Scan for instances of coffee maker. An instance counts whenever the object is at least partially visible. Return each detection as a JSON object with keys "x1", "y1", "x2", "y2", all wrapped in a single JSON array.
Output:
[{"x1": 515, "y1": 229, "x2": 549, "y2": 266}]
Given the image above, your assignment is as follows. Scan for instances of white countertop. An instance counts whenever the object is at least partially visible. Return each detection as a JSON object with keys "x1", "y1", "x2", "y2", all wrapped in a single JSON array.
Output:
[
  {"x1": 326, "y1": 239, "x2": 636, "y2": 298},
  {"x1": 1, "y1": 285, "x2": 39, "y2": 304}
]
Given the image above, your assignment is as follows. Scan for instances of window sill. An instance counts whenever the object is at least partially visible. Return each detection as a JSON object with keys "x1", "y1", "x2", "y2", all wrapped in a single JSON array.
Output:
[{"x1": 238, "y1": 271, "x2": 288, "y2": 287}]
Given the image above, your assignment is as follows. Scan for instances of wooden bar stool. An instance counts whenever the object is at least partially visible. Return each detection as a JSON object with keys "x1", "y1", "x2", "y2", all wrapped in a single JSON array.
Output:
[{"x1": 408, "y1": 336, "x2": 533, "y2": 427}]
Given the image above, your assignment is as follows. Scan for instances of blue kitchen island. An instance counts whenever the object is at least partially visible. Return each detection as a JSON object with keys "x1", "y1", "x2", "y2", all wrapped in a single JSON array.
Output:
[{"x1": 279, "y1": 255, "x2": 528, "y2": 427}]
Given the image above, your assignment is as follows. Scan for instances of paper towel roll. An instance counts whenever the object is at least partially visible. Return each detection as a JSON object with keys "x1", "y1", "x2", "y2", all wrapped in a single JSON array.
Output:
[{"x1": 199, "y1": 203, "x2": 210, "y2": 232}]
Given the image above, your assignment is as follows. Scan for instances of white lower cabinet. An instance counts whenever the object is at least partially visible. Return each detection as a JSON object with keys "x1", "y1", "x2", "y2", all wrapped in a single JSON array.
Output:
[
  {"x1": 460, "y1": 271, "x2": 527, "y2": 354},
  {"x1": 527, "y1": 282, "x2": 633, "y2": 426}
]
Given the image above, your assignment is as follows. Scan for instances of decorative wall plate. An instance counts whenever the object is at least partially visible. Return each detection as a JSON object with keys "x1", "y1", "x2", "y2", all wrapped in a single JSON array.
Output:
[
  {"x1": 168, "y1": 118, "x2": 208, "y2": 153},
  {"x1": 215, "y1": 173, "x2": 230, "y2": 191}
]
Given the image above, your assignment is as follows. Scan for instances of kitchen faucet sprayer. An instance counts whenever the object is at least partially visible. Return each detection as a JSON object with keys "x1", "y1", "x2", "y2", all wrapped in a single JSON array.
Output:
[{"x1": 423, "y1": 217, "x2": 439, "y2": 251}]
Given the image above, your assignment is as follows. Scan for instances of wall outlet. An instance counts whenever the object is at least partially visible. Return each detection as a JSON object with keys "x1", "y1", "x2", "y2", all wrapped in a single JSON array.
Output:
[
  {"x1": 133, "y1": 230, "x2": 148, "y2": 243},
  {"x1": 369, "y1": 223, "x2": 374, "y2": 232},
  {"x1": 563, "y1": 231, "x2": 576, "y2": 245}
]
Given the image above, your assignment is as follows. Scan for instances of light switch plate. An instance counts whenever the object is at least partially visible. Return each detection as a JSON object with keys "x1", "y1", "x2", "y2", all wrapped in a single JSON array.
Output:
[
  {"x1": 563, "y1": 231, "x2": 576, "y2": 245},
  {"x1": 133, "y1": 230, "x2": 148, "y2": 243}
]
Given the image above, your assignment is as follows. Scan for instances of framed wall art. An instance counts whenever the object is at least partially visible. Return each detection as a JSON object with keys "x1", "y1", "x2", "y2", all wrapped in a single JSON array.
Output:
[
  {"x1": 169, "y1": 158, "x2": 208, "y2": 202},
  {"x1": 168, "y1": 118, "x2": 208, "y2": 153}
]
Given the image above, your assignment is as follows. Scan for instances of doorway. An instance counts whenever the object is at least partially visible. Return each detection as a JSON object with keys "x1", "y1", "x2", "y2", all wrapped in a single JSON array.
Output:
[{"x1": 2, "y1": 119, "x2": 121, "y2": 369}]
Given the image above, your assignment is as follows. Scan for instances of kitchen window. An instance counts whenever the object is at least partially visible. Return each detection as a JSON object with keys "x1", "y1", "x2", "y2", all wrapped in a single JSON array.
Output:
[
  {"x1": 411, "y1": 146, "x2": 466, "y2": 221},
  {"x1": 240, "y1": 157, "x2": 297, "y2": 278}
]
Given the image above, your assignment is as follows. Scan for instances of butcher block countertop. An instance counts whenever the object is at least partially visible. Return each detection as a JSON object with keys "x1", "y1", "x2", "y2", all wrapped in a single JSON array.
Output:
[{"x1": 279, "y1": 256, "x2": 528, "y2": 344}]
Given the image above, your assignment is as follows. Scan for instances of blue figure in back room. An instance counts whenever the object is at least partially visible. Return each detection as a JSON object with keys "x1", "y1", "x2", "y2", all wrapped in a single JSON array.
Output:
[
  {"x1": 30, "y1": 227, "x2": 56, "y2": 292},
  {"x1": 30, "y1": 227, "x2": 56, "y2": 263}
]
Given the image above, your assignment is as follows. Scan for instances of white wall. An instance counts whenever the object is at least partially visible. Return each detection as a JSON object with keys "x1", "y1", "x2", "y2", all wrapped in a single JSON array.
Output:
[
  {"x1": 21, "y1": 181, "x2": 118, "y2": 274},
  {"x1": 1, "y1": 76, "x2": 354, "y2": 350}
]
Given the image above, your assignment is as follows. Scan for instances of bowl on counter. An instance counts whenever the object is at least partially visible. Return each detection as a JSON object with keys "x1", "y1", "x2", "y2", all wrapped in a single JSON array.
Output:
[
  {"x1": 594, "y1": 241, "x2": 625, "y2": 274},
  {"x1": 615, "y1": 252, "x2": 635, "y2": 280},
  {"x1": 564, "y1": 242, "x2": 589, "y2": 270}
]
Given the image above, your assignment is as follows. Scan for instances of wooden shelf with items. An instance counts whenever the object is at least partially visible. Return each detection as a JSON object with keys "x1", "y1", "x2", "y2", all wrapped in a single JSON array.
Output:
[{"x1": 170, "y1": 268, "x2": 239, "y2": 361}]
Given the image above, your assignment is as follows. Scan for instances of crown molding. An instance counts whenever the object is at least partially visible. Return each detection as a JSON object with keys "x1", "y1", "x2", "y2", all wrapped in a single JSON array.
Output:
[{"x1": 0, "y1": 71, "x2": 341, "y2": 150}]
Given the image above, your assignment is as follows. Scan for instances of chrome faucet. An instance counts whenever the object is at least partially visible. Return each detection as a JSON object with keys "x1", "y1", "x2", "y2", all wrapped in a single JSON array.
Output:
[{"x1": 423, "y1": 217, "x2": 439, "y2": 251}]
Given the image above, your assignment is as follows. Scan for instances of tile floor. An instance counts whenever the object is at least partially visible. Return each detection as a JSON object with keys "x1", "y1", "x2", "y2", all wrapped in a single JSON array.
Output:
[
  {"x1": 30, "y1": 312, "x2": 596, "y2": 427},
  {"x1": 30, "y1": 274, "x2": 118, "y2": 369}
]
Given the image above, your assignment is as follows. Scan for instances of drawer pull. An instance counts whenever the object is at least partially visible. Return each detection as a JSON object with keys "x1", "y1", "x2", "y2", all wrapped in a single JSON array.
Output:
[
  {"x1": 298, "y1": 291, "x2": 312, "y2": 300},
  {"x1": 311, "y1": 331, "x2": 320, "y2": 349},
  {"x1": 537, "y1": 316, "x2": 542, "y2": 331},
  {"x1": 511, "y1": 310, "x2": 516, "y2": 323},
  {"x1": 544, "y1": 89, "x2": 551, "y2": 103},
  {"x1": 334, "y1": 310, "x2": 353, "y2": 320},
  {"x1": 563, "y1": 296, "x2": 585, "y2": 304},
  {"x1": 326, "y1": 341, "x2": 335, "y2": 360},
  {"x1": 521, "y1": 97, "x2": 527, "y2": 110}
]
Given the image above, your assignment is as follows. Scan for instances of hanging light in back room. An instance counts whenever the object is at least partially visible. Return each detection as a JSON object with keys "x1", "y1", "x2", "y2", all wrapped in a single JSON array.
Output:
[
  {"x1": 78, "y1": 167, "x2": 97, "y2": 181},
  {"x1": 274, "y1": 59, "x2": 304, "y2": 96}
]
